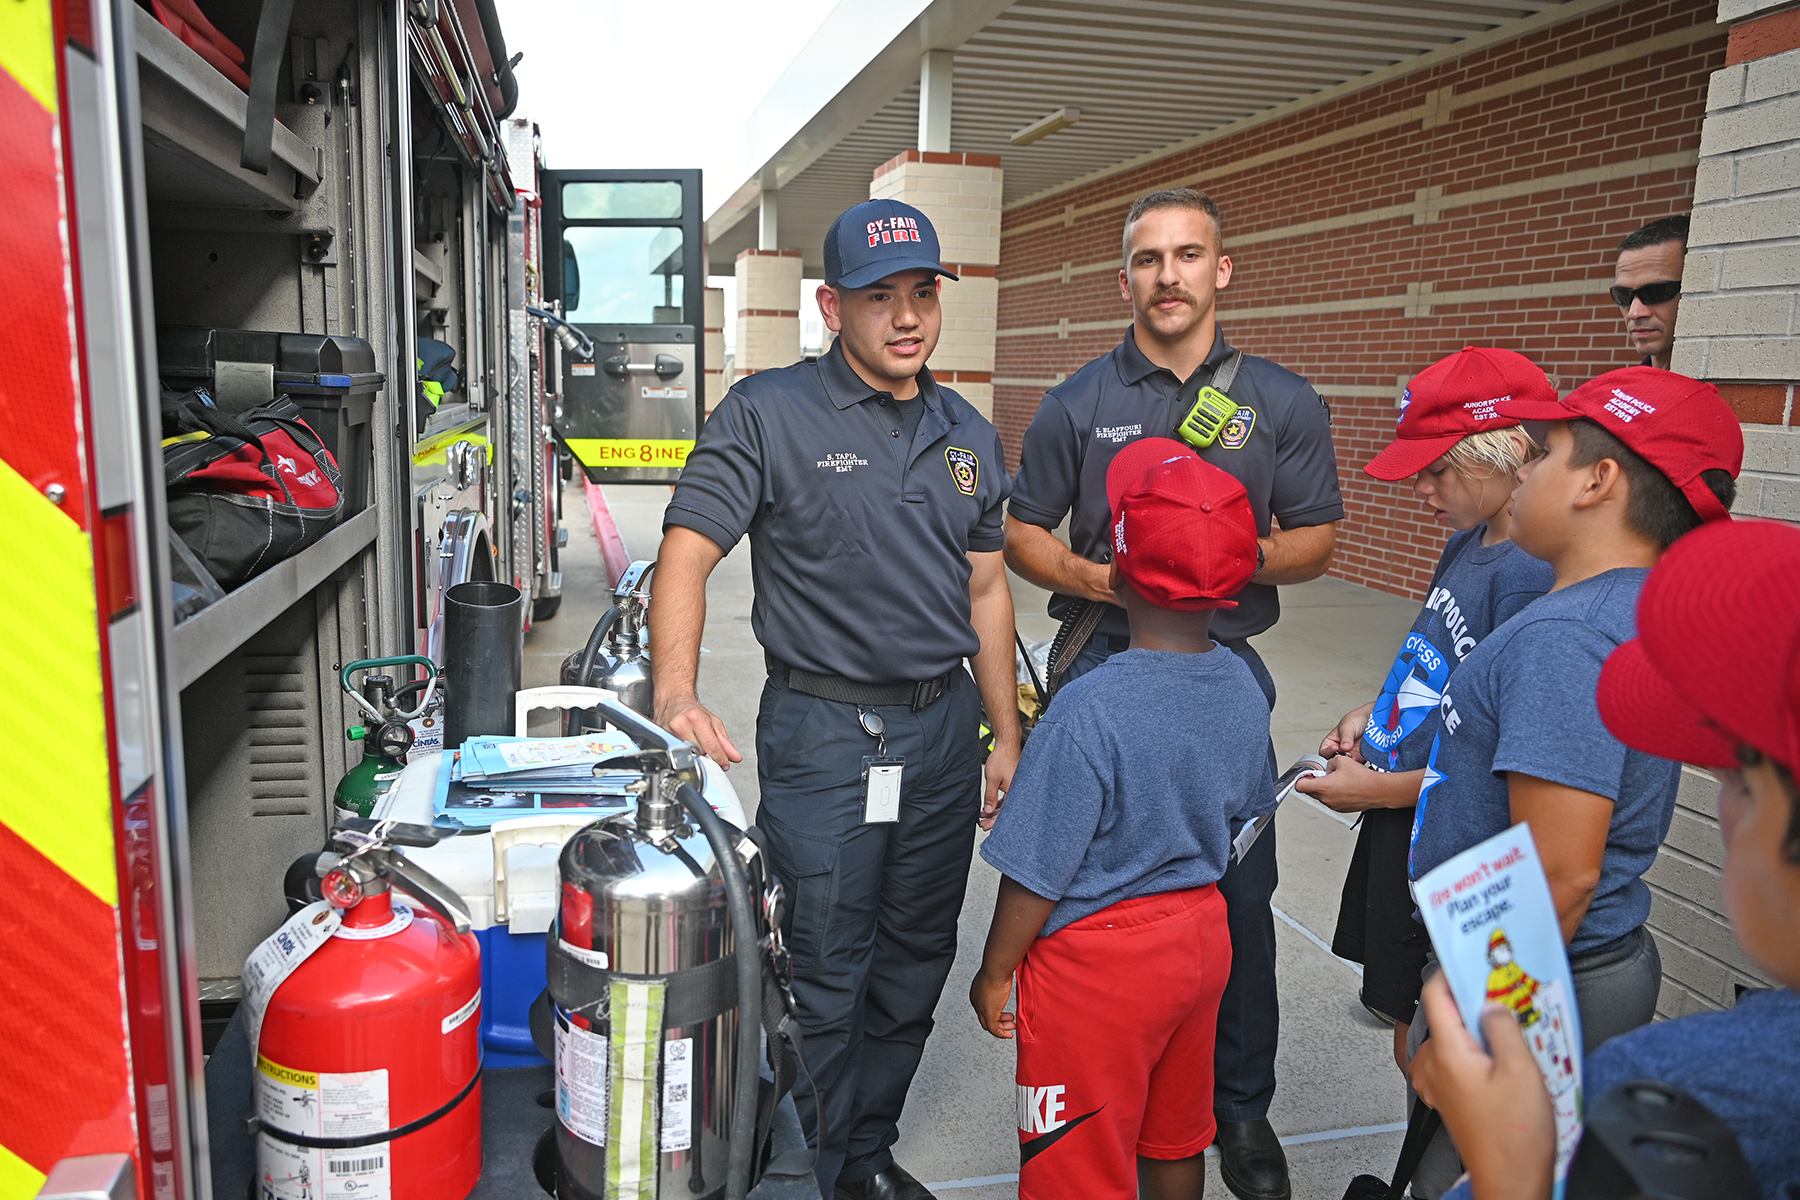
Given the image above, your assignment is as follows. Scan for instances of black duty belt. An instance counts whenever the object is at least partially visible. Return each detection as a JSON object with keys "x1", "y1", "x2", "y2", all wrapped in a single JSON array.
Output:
[{"x1": 767, "y1": 655, "x2": 953, "y2": 711}]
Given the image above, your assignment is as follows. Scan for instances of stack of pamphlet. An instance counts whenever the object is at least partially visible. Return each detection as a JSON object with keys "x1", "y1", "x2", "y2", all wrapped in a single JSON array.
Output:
[{"x1": 431, "y1": 732, "x2": 642, "y2": 829}]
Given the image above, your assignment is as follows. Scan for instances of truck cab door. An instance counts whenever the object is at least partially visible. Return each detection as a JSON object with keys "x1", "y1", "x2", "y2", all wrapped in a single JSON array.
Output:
[{"x1": 540, "y1": 170, "x2": 704, "y2": 485}]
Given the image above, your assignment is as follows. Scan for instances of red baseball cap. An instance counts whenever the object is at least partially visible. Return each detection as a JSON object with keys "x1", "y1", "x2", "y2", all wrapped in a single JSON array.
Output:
[
  {"x1": 1105, "y1": 438, "x2": 1259, "y2": 610},
  {"x1": 1496, "y1": 366, "x2": 1743, "y2": 522},
  {"x1": 1598, "y1": 519, "x2": 1800, "y2": 773},
  {"x1": 1364, "y1": 347, "x2": 1555, "y2": 481}
]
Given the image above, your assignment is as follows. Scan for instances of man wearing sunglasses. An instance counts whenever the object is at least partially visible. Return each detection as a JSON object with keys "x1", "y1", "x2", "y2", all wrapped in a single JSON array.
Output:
[{"x1": 1611, "y1": 215, "x2": 1688, "y2": 370}]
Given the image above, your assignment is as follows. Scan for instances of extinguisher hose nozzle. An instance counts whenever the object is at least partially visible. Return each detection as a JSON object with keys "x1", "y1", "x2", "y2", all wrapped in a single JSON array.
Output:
[{"x1": 676, "y1": 782, "x2": 761, "y2": 1200}]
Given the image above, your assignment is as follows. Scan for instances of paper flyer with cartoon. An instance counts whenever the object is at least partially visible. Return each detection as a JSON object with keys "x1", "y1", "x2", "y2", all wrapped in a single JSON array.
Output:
[{"x1": 1414, "y1": 824, "x2": 1583, "y2": 1191}]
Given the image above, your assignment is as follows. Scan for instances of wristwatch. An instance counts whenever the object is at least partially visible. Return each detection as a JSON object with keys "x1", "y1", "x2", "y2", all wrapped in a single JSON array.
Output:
[{"x1": 1256, "y1": 542, "x2": 1266, "y2": 576}]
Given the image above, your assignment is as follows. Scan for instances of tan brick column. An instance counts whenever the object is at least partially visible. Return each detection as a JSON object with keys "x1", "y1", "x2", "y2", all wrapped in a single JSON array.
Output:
[
  {"x1": 1675, "y1": 0, "x2": 1800, "y2": 522},
  {"x1": 1645, "y1": 0, "x2": 1800, "y2": 1020},
  {"x1": 703, "y1": 286, "x2": 726, "y2": 413},
  {"x1": 870, "y1": 151, "x2": 1002, "y2": 419},
  {"x1": 734, "y1": 249, "x2": 803, "y2": 383}
]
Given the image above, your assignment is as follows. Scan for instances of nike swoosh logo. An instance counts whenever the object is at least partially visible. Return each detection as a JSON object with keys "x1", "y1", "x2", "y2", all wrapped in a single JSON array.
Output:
[{"x1": 1019, "y1": 1105, "x2": 1105, "y2": 1167}]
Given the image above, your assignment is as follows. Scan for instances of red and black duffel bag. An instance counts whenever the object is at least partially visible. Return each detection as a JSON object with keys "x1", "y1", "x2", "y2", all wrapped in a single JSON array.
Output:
[{"x1": 162, "y1": 391, "x2": 345, "y2": 589}]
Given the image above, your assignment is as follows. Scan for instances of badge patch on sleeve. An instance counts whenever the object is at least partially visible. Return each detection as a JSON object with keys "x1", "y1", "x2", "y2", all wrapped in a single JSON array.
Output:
[
  {"x1": 945, "y1": 447, "x2": 979, "y2": 495},
  {"x1": 1219, "y1": 407, "x2": 1257, "y2": 449}
]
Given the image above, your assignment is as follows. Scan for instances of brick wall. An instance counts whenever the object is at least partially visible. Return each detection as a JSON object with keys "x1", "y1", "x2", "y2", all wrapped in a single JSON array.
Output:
[{"x1": 994, "y1": 0, "x2": 1727, "y2": 599}]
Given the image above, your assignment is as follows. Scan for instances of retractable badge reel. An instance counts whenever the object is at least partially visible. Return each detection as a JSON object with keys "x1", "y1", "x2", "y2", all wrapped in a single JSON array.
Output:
[{"x1": 858, "y1": 708, "x2": 904, "y2": 824}]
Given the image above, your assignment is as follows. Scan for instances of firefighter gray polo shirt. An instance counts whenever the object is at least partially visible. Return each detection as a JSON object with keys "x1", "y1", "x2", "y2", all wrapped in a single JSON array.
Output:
[
  {"x1": 664, "y1": 341, "x2": 1010, "y2": 685},
  {"x1": 1009, "y1": 326, "x2": 1343, "y2": 643}
]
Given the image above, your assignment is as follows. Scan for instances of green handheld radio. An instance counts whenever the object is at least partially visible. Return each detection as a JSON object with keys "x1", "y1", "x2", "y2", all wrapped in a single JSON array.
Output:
[
  {"x1": 1175, "y1": 349, "x2": 1246, "y2": 450},
  {"x1": 1176, "y1": 386, "x2": 1238, "y2": 449}
]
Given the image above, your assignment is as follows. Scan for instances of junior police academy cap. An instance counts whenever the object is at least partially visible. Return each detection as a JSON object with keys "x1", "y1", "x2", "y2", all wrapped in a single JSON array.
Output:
[
  {"x1": 823, "y1": 199, "x2": 959, "y2": 289},
  {"x1": 1598, "y1": 519, "x2": 1800, "y2": 773},
  {"x1": 1105, "y1": 437, "x2": 1259, "y2": 610},
  {"x1": 1365, "y1": 347, "x2": 1556, "y2": 481},
  {"x1": 1497, "y1": 366, "x2": 1743, "y2": 522}
]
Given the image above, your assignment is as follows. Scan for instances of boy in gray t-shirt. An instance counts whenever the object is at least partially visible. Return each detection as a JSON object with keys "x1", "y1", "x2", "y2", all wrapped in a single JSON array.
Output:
[
  {"x1": 972, "y1": 438, "x2": 1272, "y2": 1200},
  {"x1": 1402, "y1": 367, "x2": 1741, "y2": 1197},
  {"x1": 1297, "y1": 347, "x2": 1556, "y2": 1046}
]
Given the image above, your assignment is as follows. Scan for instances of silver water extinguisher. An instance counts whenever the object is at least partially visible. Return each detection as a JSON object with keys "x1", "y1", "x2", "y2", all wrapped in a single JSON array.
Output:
[
  {"x1": 538, "y1": 696, "x2": 777, "y2": 1200},
  {"x1": 561, "y1": 559, "x2": 656, "y2": 726}
]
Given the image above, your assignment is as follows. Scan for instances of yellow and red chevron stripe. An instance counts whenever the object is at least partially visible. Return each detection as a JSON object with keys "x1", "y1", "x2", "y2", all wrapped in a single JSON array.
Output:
[{"x1": 0, "y1": 1, "x2": 138, "y2": 1195}]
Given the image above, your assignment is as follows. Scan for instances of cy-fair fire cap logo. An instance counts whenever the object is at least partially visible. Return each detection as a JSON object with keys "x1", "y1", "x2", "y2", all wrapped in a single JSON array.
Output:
[
  {"x1": 823, "y1": 199, "x2": 959, "y2": 290},
  {"x1": 945, "y1": 447, "x2": 979, "y2": 495}
]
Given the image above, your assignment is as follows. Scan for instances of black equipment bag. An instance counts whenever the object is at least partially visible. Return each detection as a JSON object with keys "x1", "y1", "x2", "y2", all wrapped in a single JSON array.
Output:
[{"x1": 161, "y1": 389, "x2": 344, "y2": 590}]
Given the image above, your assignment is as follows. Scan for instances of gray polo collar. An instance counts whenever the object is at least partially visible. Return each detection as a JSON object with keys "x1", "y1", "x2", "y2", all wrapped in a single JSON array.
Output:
[
  {"x1": 818, "y1": 339, "x2": 953, "y2": 419},
  {"x1": 1114, "y1": 324, "x2": 1233, "y2": 387}
]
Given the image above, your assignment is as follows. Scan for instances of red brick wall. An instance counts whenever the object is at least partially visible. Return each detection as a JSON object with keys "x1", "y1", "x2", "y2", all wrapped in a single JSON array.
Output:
[{"x1": 995, "y1": 0, "x2": 1725, "y2": 599}]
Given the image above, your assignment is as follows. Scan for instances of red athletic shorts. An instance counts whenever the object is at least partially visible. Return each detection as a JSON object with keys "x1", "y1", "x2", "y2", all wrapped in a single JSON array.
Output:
[{"x1": 1014, "y1": 884, "x2": 1231, "y2": 1200}]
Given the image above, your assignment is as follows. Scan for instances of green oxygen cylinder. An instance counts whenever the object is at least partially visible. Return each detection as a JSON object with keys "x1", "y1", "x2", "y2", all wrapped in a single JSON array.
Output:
[
  {"x1": 332, "y1": 726, "x2": 409, "y2": 822},
  {"x1": 333, "y1": 673, "x2": 411, "y2": 822}
]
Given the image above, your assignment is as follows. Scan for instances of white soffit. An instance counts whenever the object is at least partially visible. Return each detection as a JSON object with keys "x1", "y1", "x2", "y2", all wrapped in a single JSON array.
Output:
[{"x1": 708, "y1": 0, "x2": 1601, "y2": 276}]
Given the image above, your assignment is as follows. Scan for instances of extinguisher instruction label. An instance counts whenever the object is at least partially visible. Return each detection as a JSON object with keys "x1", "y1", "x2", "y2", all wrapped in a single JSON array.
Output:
[
  {"x1": 555, "y1": 1013, "x2": 612, "y2": 1147},
  {"x1": 661, "y1": 1037, "x2": 694, "y2": 1153},
  {"x1": 255, "y1": 1058, "x2": 392, "y2": 1200}
]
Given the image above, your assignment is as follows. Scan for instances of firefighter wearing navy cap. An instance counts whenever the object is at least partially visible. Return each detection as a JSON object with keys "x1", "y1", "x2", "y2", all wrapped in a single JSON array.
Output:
[
  {"x1": 1005, "y1": 188, "x2": 1344, "y2": 1200},
  {"x1": 650, "y1": 199, "x2": 1021, "y2": 1200}
]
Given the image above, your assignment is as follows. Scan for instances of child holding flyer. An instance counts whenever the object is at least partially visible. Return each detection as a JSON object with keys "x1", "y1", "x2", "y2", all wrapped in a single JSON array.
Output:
[
  {"x1": 1411, "y1": 517, "x2": 1800, "y2": 1200},
  {"x1": 1297, "y1": 347, "x2": 1556, "y2": 1056},
  {"x1": 1401, "y1": 367, "x2": 1742, "y2": 1196},
  {"x1": 970, "y1": 438, "x2": 1274, "y2": 1200}
]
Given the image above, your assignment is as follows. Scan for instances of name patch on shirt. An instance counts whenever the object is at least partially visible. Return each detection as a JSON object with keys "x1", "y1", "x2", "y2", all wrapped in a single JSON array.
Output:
[
  {"x1": 1219, "y1": 407, "x2": 1256, "y2": 449},
  {"x1": 817, "y1": 452, "x2": 869, "y2": 473},
  {"x1": 945, "y1": 447, "x2": 979, "y2": 495},
  {"x1": 1093, "y1": 424, "x2": 1142, "y2": 444}
]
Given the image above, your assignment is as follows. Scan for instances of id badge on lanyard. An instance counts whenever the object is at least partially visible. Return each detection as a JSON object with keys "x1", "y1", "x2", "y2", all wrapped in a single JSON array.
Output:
[{"x1": 858, "y1": 707, "x2": 904, "y2": 823}]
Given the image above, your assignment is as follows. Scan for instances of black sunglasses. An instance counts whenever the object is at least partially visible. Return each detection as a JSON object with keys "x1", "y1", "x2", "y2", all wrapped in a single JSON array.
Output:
[{"x1": 1610, "y1": 280, "x2": 1681, "y2": 307}]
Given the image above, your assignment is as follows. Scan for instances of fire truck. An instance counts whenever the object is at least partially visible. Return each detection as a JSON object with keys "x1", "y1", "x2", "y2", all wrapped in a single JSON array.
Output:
[{"x1": 0, "y1": 0, "x2": 704, "y2": 1196}]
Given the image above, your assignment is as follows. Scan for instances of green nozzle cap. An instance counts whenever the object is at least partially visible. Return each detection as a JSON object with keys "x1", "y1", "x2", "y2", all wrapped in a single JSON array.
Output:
[{"x1": 348, "y1": 726, "x2": 368, "y2": 740}]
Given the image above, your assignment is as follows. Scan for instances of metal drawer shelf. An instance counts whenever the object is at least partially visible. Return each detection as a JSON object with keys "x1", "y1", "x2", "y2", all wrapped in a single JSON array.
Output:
[
  {"x1": 134, "y1": 6, "x2": 323, "y2": 212},
  {"x1": 171, "y1": 507, "x2": 377, "y2": 690}
]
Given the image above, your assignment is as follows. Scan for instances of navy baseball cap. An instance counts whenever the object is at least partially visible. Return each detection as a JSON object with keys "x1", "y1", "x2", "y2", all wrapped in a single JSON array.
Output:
[{"x1": 823, "y1": 199, "x2": 959, "y2": 289}]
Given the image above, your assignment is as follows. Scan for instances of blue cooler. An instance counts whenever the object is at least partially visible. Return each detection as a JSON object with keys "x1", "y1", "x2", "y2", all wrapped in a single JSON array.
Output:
[{"x1": 378, "y1": 745, "x2": 748, "y2": 1068}]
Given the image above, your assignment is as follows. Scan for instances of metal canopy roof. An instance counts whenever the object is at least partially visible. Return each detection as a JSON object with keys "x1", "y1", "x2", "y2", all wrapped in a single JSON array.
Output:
[{"x1": 707, "y1": 0, "x2": 1582, "y2": 277}]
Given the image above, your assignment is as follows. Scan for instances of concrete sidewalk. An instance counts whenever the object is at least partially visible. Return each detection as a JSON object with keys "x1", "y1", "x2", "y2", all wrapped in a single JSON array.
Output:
[{"x1": 527, "y1": 481, "x2": 1424, "y2": 1199}]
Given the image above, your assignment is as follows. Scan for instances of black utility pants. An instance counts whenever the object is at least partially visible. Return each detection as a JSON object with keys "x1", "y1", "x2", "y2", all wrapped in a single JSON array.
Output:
[
  {"x1": 754, "y1": 667, "x2": 983, "y2": 1198},
  {"x1": 1064, "y1": 634, "x2": 1282, "y2": 1122}
]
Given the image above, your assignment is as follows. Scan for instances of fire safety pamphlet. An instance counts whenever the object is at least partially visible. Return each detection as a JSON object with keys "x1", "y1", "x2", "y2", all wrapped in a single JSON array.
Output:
[{"x1": 1413, "y1": 824, "x2": 1583, "y2": 1192}]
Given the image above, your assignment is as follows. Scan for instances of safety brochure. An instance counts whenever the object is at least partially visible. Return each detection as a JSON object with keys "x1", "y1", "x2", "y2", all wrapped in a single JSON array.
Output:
[
  {"x1": 1414, "y1": 824, "x2": 1583, "y2": 1192},
  {"x1": 457, "y1": 732, "x2": 636, "y2": 783},
  {"x1": 1232, "y1": 754, "x2": 1328, "y2": 863},
  {"x1": 431, "y1": 748, "x2": 636, "y2": 829}
]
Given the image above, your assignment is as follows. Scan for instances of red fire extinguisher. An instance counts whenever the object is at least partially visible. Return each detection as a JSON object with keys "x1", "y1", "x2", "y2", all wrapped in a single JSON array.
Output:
[{"x1": 246, "y1": 820, "x2": 484, "y2": 1200}]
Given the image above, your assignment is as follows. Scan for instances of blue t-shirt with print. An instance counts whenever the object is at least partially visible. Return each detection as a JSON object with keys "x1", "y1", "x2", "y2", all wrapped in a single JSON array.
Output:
[
  {"x1": 1446, "y1": 988, "x2": 1800, "y2": 1200},
  {"x1": 1361, "y1": 525, "x2": 1554, "y2": 772},
  {"x1": 1408, "y1": 569, "x2": 1680, "y2": 955},
  {"x1": 980, "y1": 646, "x2": 1275, "y2": 935}
]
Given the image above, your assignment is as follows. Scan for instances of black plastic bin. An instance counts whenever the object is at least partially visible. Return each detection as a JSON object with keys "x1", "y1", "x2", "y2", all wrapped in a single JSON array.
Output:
[{"x1": 157, "y1": 326, "x2": 385, "y2": 513}]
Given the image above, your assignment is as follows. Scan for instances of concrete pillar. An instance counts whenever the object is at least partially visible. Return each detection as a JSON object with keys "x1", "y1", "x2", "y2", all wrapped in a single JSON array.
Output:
[
  {"x1": 919, "y1": 50, "x2": 953, "y2": 153},
  {"x1": 703, "y1": 286, "x2": 726, "y2": 413},
  {"x1": 733, "y1": 249, "x2": 803, "y2": 381},
  {"x1": 871, "y1": 150, "x2": 1002, "y2": 418},
  {"x1": 1672, "y1": 0, "x2": 1800, "y2": 523},
  {"x1": 758, "y1": 187, "x2": 779, "y2": 251}
]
